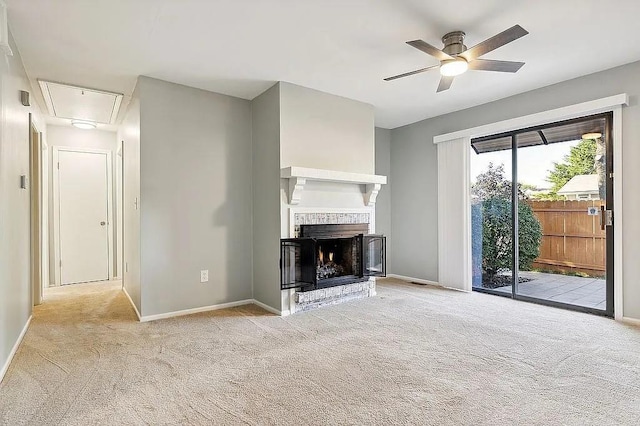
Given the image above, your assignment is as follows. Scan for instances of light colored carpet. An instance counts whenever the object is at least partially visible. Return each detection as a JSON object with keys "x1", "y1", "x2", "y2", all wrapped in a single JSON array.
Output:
[{"x1": 1, "y1": 279, "x2": 639, "y2": 425}]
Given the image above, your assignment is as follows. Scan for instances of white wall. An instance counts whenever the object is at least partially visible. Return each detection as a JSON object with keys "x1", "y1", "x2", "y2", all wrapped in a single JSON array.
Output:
[
  {"x1": 277, "y1": 83, "x2": 378, "y2": 312},
  {"x1": 389, "y1": 60, "x2": 640, "y2": 320},
  {"x1": 137, "y1": 77, "x2": 253, "y2": 317},
  {"x1": 0, "y1": 32, "x2": 46, "y2": 380},
  {"x1": 278, "y1": 83, "x2": 378, "y2": 239},
  {"x1": 250, "y1": 82, "x2": 380, "y2": 312},
  {"x1": 278, "y1": 83, "x2": 377, "y2": 222},
  {"x1": 46, "y1": 125, "x2": 118, "y2": 285},
  {"x1": 120, "y1": 86, "x2": 141, "y2": 314},
  {"x1": 279, "y1": 82, "x2": 375, "y2": 174},
  {"x1": 251, "y1": 83, "x2": 282, "y2": 311}
]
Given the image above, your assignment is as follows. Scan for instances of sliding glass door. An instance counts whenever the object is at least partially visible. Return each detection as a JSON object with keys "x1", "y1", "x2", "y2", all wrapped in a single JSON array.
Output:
[
  {"x1": 470, "y1": 144, "x2": 514, "y2": 296},
  {"x1": 470, "y1": 113, "x2": 614, "y2": 317}
]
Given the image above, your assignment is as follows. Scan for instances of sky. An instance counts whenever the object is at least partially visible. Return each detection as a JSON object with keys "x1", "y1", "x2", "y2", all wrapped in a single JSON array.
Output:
[{"x1": 470, "y1": 139, "x2": 581, "y2": 189}]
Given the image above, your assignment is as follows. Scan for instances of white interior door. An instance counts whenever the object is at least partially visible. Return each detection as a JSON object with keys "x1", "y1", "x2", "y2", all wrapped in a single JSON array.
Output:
[{"x1": 57, "y1": 150, "x2": 110, "y2": 285}]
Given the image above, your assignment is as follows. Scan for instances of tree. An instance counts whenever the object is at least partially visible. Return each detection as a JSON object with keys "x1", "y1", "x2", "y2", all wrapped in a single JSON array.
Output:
[
  {"x1": 471, "y1": 163, "x2": 525, "y2": 201},
  {"x1": 472, "y1": 163, "x2": 542, "y2": 282},
  {"x1": 547, "y1": 139, "x2": 597, "y2": 194}
]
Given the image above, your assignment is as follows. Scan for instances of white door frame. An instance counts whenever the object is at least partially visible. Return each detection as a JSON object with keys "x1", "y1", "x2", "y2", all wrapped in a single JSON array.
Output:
[
  {"x1": 29, "y1": 114, "x2": 43, "y2": 305},
  {"x1": 434, "y1": 93, "x2": 627, "y2": 320},
  {"x1": 41, "y1": 138, "x2": 49, "y2": 290},
  {"x1": 115, "y1": 141, "x2": 123, "y2": 280},
  {"x1": 52, "y1": 146, "x2": 114, "y2": 286}
]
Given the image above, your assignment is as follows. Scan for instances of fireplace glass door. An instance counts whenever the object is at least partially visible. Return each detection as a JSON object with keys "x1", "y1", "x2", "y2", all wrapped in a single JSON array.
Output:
[
  {"x1": 280, "y1": 238, "x2": 316, "y2": 290},
  {"x1": 363, "y1": 235, "x2": 386, "y2": 277},
  {"x1": 280, "y1": 233, "x2": 387, "y2": 291}
]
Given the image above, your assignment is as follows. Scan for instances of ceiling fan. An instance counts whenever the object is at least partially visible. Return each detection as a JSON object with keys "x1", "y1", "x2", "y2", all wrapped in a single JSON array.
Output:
[{"x1": 384, "y1": 25, "x2": 529, "y2": 92}]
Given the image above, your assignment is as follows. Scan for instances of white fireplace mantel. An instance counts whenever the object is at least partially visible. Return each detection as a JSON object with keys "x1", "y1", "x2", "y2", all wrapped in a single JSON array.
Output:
[{"x1": 281, "y1": 166, "x2": 387, "y2": 206}]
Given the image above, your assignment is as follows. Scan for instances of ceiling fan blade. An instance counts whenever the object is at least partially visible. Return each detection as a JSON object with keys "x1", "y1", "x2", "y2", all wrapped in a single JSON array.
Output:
[
  {"x1": 459, "y1": 25, "x2": 529, "y2": 62},
  {"x1": 468, "y1": 59, "x2": 525, "y2": 73},
  {"x1": 384, "y1": 65, "x2": 439, "y2": 81},
  {"x1": 437, "y1": 75, "x2": 454, "y2": 92},
  {"x1": 406, "y1": 40, "x2": 453, "y2": 61}
]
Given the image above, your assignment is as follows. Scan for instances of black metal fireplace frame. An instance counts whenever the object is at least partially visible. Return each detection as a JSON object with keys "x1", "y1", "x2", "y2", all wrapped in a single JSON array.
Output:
[{"x1": 280, "y1": 224, "x2": 386, "y2": 292}]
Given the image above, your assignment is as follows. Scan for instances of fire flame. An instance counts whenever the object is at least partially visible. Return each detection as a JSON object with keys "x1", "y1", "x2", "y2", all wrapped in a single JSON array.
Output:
[{"x1": 318, "y1": 247, "x2": 334, "y2": 265}]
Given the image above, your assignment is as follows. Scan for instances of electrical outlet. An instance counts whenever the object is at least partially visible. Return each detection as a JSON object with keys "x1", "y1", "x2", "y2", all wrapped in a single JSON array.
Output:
[{"x1": 200, "y1": 270, "x2": 209, "y2": 283}]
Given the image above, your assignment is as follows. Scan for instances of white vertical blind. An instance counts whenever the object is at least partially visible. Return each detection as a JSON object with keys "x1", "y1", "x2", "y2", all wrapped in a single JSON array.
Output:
[{"x1": 437, "y1": 137, "x2": 471, "y2": 291}]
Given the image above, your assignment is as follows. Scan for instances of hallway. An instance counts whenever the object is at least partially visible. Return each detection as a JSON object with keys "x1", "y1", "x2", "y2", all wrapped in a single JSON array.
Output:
[
  {"x1": 0, "y1": 281, "x2": 137, "y2": 423},
  {"x1": 0, "y1": 280, "x2": 273, "y2": 425}
]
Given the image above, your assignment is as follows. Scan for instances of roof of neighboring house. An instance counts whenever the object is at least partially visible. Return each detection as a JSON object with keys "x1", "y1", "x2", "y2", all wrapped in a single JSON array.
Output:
[{"x1": 557, "y1": 174, "x2": 600, "y2": 195}]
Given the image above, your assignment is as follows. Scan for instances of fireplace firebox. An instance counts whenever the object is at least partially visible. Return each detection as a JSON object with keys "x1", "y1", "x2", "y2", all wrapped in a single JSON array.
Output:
[{"x1": 280, "y1": 224, "x2": 386, "y2": 291}]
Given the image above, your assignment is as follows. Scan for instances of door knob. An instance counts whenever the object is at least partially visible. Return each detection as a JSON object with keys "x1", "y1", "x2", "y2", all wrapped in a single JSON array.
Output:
[{"x1": 100, "y1": 221, "x2": 106, "y2": 226}]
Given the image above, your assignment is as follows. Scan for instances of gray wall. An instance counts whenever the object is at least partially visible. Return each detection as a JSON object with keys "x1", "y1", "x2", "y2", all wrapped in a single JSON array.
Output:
[
  {"x1": 120, "y1": 86, "x2": 141, "y2": 313},
  {"x1": 375, "y1": 128, "x2": 392, "y2": 268},
  {"x1": 46, "y1": 125, "x2": 118, "y2": 285},
  {"x1": 279, "y1": 82, "x2": 375, "y2": 174},
  {"x1": 390, "y1": 120, "x2": 439, "y2": 280},
  {"x1": 0, "y1": 33, "x2": 45, "y2": 378},
  {"x1": 251, "y1": 83, "x2": 282, "y2": 310},
  {"x1": 389, "y1": 60, "x2": 640, "y2": 319},
  {"x1": 122, "y1": 79, "x2": 377, "y2": 316},
  {"x1": 137, "y1": 77, "x2": 253, "y2": 317}
]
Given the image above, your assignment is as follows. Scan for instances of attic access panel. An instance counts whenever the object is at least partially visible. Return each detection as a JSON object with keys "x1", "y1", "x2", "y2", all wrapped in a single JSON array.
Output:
[
  {"x1": 38, "y1": 80, "x2": 123, "y2": 124},
  {"x1": 471, "y1": 115, "x2": 607, "y2": 154}
]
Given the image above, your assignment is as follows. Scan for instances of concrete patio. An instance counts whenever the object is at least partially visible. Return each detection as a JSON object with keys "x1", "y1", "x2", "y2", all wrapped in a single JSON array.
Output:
[{"x1": 483, "y1": 271, "x2": 606, "y2": 310}]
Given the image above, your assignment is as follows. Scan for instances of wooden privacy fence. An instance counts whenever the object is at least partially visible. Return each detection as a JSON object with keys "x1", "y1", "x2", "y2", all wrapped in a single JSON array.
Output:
[{"x1": 527, "y1": 200, "x2": 605, "y2": 277}]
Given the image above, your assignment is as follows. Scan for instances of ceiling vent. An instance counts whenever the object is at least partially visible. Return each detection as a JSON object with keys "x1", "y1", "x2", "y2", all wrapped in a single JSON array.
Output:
[{"x1": 38, "y1": 80, "x2": 123, "y2": 124}]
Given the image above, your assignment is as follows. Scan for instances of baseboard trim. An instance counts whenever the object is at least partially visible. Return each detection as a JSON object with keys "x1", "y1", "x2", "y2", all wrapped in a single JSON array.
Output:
[
  {"x1": 252, "y1": 299, "x2": 282, "y2": 316},
  {"x1": 621, "y1": 316, "x2": 640, "y2": 327},
  {"x1": 0, "y1": 315, "x2": 32, "y2": 384},
  {"x1": 140, "y1": 299, "x2": 255, "y2": 322},
  {"x1": 126, "y1": 297, "x2": 284, "y2": 323},
  {"x1": 387, "y1": 274, "x2": 440, "y2": 287},
  {"x1": 122, "y1": 287, "x2": 141, "y2": 321}
]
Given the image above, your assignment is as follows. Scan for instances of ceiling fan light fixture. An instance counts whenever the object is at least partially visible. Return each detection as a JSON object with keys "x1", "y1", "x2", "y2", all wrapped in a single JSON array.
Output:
[
  {"x1": 385, "y1": 25, "x2": 528, "y2": 92},
  {"x1": 440, "y1": 58, "x2": 468, "y2": 77},
  {"x1": 582, "y1": 132, "x2": 602, "y2": 140},
  {"x1": 71, "y1": 119, "x2": 97, "y2": 130}
]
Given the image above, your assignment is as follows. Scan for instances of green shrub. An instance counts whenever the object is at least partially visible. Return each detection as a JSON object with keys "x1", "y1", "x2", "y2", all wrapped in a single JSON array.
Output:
[
  {"x1": 517, "y1": 202, "x2": 543, "y2": 272},
  {"x1": 481, "y1": 197, "x2": 542, "y2": 280}
]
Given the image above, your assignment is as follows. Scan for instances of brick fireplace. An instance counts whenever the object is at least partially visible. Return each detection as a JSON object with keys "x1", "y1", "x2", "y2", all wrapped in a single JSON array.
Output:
[{"x1": 280, "y1": 208, "x2": 386, "y2": 314}]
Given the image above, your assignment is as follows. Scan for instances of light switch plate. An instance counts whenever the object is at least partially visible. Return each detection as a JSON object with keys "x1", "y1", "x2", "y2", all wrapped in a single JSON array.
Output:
[{"x1": 200, "y1": 270, "x2": 209, "y2": 283}]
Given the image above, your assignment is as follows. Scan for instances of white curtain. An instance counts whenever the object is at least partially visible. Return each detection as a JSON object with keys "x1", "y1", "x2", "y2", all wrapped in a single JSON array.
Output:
[{"x1": 436, "y1": 137, "x2": 471, "y2": 291}]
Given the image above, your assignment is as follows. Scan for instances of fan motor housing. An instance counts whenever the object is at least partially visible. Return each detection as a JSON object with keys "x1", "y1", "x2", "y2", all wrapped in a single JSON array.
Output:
[{"x1": 442, "y1": 31, "x2": 467, "y2": 56}]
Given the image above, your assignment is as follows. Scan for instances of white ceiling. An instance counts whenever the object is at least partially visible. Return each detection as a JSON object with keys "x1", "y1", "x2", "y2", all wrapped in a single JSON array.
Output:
[{"x1": 7, "y1": 0, "x2": 640, "y2": 129}]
